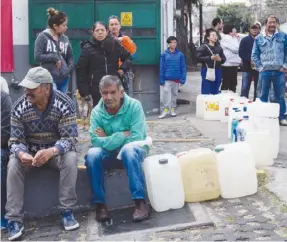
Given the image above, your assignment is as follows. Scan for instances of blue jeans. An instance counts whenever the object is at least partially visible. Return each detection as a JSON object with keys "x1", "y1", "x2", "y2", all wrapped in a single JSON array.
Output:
[
  {"x1": 257, "y1": 78, "x2": 277, "y2": 102},
  {"x1": 259, "y1": 71, "x2": 286, "y2": 120},
  {"x1": 269, "y1": 86, "x2": 277, "y2": 103},
  {"x1": 241, "y1": 71, "x2": 259, "y2": 101},
  {"x1": 1, "y1": 148, "x2": 9, "y2": 216},
  {"x1": 201, "y1": 67, "x2": 222, "y2": 95},
  {"x1": 53, "y1": 77, "x2": 70, "y2": 93},
  {"x1": 85, "y1": 145, "x2": 147, "y2": 204}
]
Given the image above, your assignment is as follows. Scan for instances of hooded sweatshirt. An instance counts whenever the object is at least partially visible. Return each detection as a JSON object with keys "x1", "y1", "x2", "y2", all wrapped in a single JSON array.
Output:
[
  {"x1": 34, "y1": 29, "x2": 74, "y2": 82},
  {"x1": 89, "y1": 94, "x2": 147, "y2": 152}
]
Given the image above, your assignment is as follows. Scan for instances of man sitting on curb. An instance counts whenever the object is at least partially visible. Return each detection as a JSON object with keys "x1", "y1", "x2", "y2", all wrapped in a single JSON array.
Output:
[
  {"x1": 6, "y1": 67, "x2": 79, "y2": 241},
  {"x1": 85, "y1": 75, "x2": 150, "y2": 222}
]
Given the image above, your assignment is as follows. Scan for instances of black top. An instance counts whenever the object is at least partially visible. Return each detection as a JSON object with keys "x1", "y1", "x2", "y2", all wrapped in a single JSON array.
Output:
[
  {"x1": 239, "y1": 34, "x2": 256, "y2": 72},
  {"x1": 196, "y1": 43, "x2": 226, "y2": 69},
  {"x1": 76, "y1": 35, "x2": 132, "y2": 99},
  {"x1": 1, "y1": 91, "x2": 12, "y2": 147}
]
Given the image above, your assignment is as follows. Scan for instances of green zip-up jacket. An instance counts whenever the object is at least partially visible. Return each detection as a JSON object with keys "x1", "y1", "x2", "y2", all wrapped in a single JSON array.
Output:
[{"x1": 89, "y1": 94, "x2": 147, "y2": 151}]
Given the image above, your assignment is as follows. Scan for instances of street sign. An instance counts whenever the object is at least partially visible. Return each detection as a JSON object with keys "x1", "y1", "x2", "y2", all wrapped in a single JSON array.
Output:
[{"x1": 121, "y1": 12, "x2": 133, "y2": 26}]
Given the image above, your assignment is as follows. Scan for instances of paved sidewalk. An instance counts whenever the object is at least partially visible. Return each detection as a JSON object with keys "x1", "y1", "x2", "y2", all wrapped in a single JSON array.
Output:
[
  {"x1": 2, "y1": 117, "x2": 286, "y2": 241},
  {"x1": 145, "y1": 117, "x2": 287, "y2": 241},
  {"x1": 1, "y1": 72, "x2": 286, "y2": 241}
]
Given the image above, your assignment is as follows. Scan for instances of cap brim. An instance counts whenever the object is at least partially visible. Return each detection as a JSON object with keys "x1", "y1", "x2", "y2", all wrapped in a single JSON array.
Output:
[{"x1": 18, "y1": 79, "x2": 41, "y2": 89}]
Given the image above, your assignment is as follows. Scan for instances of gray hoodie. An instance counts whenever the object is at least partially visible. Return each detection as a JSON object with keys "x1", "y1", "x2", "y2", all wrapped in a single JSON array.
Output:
[{"x1": 34, "y1": 29, "x2": 74, "y2": 82}]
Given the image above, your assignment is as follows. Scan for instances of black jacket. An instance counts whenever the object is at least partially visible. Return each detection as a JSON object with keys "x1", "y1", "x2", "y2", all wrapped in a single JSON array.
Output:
[
  {"x1": 76, "y1": 35, "x2": 132, "y2": 99},
  {"x1": 1, "y1": 91, "x2": 12, "y2": 148},
  {"x1": 196, "y1": 43, "x2": 226, "y2": 69},
  {"x1": 239, "y1": 35, "x2": 256, "y2": 72}
]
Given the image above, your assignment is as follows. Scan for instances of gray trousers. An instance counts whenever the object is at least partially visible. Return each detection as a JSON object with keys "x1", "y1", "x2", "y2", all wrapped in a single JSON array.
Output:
[
  {"x1": 162, "y1": 81, "x2": 179, "y2": 109},
  {"x1": 5, "y1": 151, "x2": 78, "y2": 222}
]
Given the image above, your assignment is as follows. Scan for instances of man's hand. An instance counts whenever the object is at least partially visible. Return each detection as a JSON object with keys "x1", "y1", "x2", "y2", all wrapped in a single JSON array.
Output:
[
  {"x1": 19, "y1": 152, "x2": 34, "y2": 166},
  {"x1": 118, "y1": 37, "x2": 123, "y2": 43},
  {"x1": 32, "y1": 148, "x2": 54, "y2": 167},
  {"x1": 56, "y1": 60, "x2": 62, "y2": 69},
  {"x1": 280, "y1": 68, "x2": 287, "y2": 73},
  {"x1": 123, "y1": 131, "x2": 130, "y2": 137},
  {"x1": 94, "y1": 128, "x2": 107, "y2": 137},
  {"x1": 118, "y1": 69, "x2": 124, "y2": 77}
]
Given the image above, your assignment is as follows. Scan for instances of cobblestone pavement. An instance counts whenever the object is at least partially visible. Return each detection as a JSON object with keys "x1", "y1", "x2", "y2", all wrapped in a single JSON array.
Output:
[
  {"x1": 2, "y1": 118, "x2": 287, "y2": 241},
  {"x1": 146, "y1": 118, "x2": 287, "y2": 241},
  {"x1": 148, "y1": 188, "x2": 287, "y2": 241}
]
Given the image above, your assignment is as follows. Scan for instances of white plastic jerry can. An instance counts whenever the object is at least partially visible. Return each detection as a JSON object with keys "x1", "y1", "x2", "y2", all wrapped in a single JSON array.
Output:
[
  {"x1": 245, "y1": 130, "x2": 274, "y2": 168},
  {"x1": 143, "y1": 154, "x2": 185, "y2": 212},
  {"x1": 196, "y1": 95, "x2": 208, "y2": 118},
  {"x1": 248, "y1": 98, "x2": 280, "y2": 118},
  {"x1": 215, "y1": 142, "x2": 258, "y2": 199},
  {"x1": 219, "y1": 92, "x2": 239, "y2": 123},
  {"x1": 178, "y1": 148, "x2": 220, "y2": 202},
  {"x1": 203, "y1": 95, "x2": 221, "y2": 121},
  {"x1": 249, "y1": 116, "x2": 280, "y2": 159}
]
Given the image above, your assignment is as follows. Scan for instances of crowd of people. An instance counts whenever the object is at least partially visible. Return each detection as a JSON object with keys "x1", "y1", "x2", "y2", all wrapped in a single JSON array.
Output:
[
  {"x1": 1, "y1": 7, "x2": 287, "y2": 241},
  {"x1": 196, "y1": 15, "x2": 287, "y2": 126},
  {"x1": 0, "y1": 7, "x2": 152, "y2": 241}
]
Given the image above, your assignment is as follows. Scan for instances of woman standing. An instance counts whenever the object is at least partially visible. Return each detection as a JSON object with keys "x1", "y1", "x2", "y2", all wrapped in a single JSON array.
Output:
[
  {"x1": 196, "y1": 28, "x2": 226, "y2": 94},
  {"x1": 34, "y1": 8, "x2": 74, "y2": 93},
  {"x1": 220, "y1": 25, "x2": 242, "y2": 93},
  {"x1": 77, "y1": 22, "x2": 132, "y2": 106}
]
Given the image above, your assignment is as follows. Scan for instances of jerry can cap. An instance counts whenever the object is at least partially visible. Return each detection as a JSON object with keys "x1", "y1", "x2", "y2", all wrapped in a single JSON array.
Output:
[
  {"x1": 159, "y1": 159, "x2": 168, "y2": 164},
  {"x1": 215, "y1": 147, "x2": 224, "y2": 153}
]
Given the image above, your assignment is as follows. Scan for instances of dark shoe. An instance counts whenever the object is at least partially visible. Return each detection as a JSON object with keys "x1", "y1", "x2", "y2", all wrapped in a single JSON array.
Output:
[
  {"x1": 133, "y1": 199, "x2": 150, "y2": 222},
  {"x1": 95, "y1": 204, "x2": 110, "y2": 222},
  {"x1": 61, "y1": 210, "x2": 79, "y2": 231},
  {"x1": 7, "y1": 221, "x2": 24, "y2": 241}
]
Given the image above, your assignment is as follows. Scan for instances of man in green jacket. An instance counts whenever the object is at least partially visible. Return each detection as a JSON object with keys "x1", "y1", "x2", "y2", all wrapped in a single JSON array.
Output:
[{"x1": 85, "y1": 75, "x2": 149, "y2": 222}]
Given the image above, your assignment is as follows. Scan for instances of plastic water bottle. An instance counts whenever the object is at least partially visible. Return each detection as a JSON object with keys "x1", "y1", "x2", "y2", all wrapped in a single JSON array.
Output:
[
  {"x1": 236, "y1": 115, "x2": 249, "y2": 142},
  {"x1": 231, "y1": 110, "x2": 241, "y2": 142}
]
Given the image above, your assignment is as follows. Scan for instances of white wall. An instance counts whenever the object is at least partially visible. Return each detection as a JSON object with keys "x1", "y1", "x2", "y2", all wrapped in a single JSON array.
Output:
[
  {"x1": 161, "y1": 0, "x2": 175, "y2": 52},
  {"x1": 12, "y1": 0, "x2": 29, "y2": 45}
]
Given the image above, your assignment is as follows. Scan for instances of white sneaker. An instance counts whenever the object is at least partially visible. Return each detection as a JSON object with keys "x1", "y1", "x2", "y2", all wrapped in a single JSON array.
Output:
[
  {"x1": 158, "y1": 108, "x2": 169, "y2": 119},
  {"x1": 170, "y1": 108, "x2": 177, "y2": 117},
  {"x1": 279, "y1": 119, "x2": 287, "y2": 126}
]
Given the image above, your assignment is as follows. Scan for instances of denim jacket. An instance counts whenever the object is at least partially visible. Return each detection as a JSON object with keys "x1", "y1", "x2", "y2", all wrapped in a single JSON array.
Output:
[{"x1": 251, "y1": 31, "x2": 287, "y2": 72}]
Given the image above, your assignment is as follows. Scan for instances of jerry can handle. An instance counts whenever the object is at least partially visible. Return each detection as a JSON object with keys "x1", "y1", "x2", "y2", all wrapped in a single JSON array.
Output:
[{"x1": 159, "y1": 159, "x2": 168, "y2": 164}]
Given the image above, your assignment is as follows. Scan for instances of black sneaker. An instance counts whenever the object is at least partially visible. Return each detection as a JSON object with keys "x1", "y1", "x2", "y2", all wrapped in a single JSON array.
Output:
[
  {"x1": 7, "y1": 221, "x2": 24, "y2": 241},
  {"x1": 61, "y1": 210, "x2": 79, "y2": 231}
]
